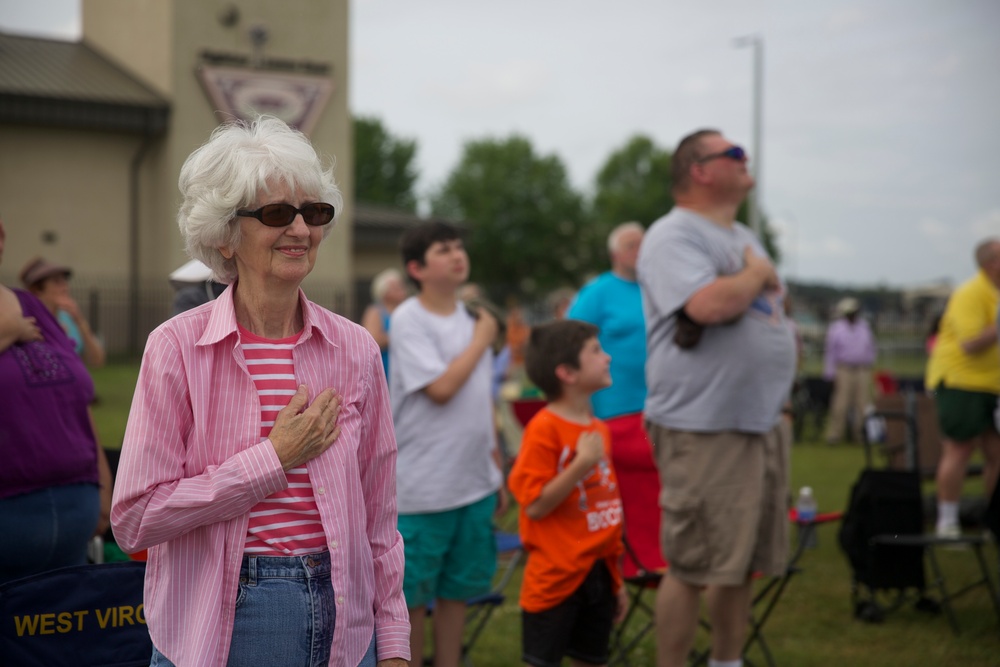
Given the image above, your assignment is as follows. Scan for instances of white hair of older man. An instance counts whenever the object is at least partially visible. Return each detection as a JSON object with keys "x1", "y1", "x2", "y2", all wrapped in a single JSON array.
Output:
[
  {"x1": 370, "y1": 268, "x2": 403, "y2": 302},
  {"x1": 607, "y1": 221, "x2": 644, "y2": 254}
]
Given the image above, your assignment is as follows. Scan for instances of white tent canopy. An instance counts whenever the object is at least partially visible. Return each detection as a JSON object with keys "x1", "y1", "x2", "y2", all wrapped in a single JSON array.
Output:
[{"x1": 168, "y1": 259, "x2": 213, "y2": 289}]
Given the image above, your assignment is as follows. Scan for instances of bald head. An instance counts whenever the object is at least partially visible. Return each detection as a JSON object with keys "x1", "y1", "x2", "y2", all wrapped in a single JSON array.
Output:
[
  {"x1": 975, "y1": 238, "x2": 1000, "y2": 287},
  {"x1": 975, "y1": 238, "x2": 1000, "y2": 268},
  {"x1": 608, "y1": 222, "x2": 644, "y2": 280},
  {"x1": 671, "y1": 129, "x2": 720, "y2": 196}
]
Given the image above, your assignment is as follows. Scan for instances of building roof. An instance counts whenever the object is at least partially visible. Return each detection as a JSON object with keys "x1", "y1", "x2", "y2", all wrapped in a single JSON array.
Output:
[
  {"x1": 353, "y1": 203, "x2": 463, "y2": 248},
  {"x1": 0, "y1": 32, "x2": 169, "y2": 133}
]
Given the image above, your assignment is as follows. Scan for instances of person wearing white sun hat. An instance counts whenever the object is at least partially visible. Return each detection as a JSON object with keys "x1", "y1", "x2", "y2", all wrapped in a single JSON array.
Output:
[{"x1": 822, "y1": 296, "x2": 877, "y2": 445}]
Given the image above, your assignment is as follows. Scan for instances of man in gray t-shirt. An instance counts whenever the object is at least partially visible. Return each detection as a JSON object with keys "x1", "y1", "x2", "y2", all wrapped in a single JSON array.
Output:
[
  {"x1": 637, "y1": 129, "x2": 796, "y2": 667},
  {"x1": 641, "y1": 207, "x2": 794, "y2": 433}
]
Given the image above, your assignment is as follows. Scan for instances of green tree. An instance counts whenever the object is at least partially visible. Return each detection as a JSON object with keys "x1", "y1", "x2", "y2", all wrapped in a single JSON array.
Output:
[
  {"x1": 353, "y1": 115, "x2": 419, "y2": 212},
  {"x1": 592, "y1": 134, "x2": 675, "y2": 229},
  {"x1": 431, "y1": 135, "x2": 589, "y2": 300}
]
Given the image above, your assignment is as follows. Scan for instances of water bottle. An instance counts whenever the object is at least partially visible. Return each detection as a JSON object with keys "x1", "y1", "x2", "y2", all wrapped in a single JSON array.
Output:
[
  {"x1": 796, "y1": 486, "x2": 818, "y2": 549},
  {"x1": 864, "y1": 405, "x2": 886, "y2": 444}
]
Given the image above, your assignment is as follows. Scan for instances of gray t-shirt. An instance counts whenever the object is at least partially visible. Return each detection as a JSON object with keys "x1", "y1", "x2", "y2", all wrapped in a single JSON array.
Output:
[
  {"x1": 637, "y1": 207, "x2": 796, "y2": 433},
  {"x1": 389, "y1": 296, "x2": 502, "y2": 513}
]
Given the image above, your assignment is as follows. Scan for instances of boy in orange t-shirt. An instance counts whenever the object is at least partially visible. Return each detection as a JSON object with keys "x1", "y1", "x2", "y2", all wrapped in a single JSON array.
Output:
[{"x1": 508, "y1": 320, "x2": 627, "y2": 667}]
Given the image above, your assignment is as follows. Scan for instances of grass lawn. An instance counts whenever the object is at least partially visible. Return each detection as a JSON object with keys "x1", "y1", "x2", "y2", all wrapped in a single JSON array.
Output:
[
  {"x1": 90, "y1": 360, "x2": 999, "y2": 665},
  {"x1": 801, "y1": 355, "x2": 930, "y2": 380},
  {"x1": 470, "y1": 443, "x2": 1000, "y2": 667},
  {"x1": 91, "y1": 360, "x2": 141, "y2": 450}
]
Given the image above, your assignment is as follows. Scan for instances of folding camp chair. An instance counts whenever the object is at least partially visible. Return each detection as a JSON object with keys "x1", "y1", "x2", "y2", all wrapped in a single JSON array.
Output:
[
  {"x1": 461, "y1": 530, "x2": 523, "y2": 664},
  {"x1": 0, "y1": 561, "x2": 151, "y2": 667},
  {"x1": 841, "y1": 465, "x2": 1000, "y2": 635},
  {"x1": 792, "y1": 377, "x2": 832, "y2": 442},
  {"x1": 608, "y1": 534, "x2": 666, "y2": 667},
  {"x1": 510, "y1": 397, "x2": 547, "y2": 428},
  {"x1": 869, "y1": 531, "x2": 1000, "y2": 635},
  {"x1": 610, "y1": 510, "x2": 840, "y2": 667},
  {"x1": 985, "y1": 476, "x2": 1000, "y2": 541},
  {"x1": 425, "y1": 530, "x2": 524, "y2": 667},
  {"x1": 605, "y1": 413, "x2": 665, "y2": 667},
  {"x1": 863, "y1": 390, "x2": 988, "y2": 527},
  {"x1": 688, "y1": 510, "x2": 842, "y2": 667},
  {"x1": 863, "y1": 389, "x2": 982, "y2": 482}
]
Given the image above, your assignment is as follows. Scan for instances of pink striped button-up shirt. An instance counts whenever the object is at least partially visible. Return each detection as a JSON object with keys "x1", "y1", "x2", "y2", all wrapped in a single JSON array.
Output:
[{"x1": 111, "y1": 286, "x2": 409, "y2": 667}]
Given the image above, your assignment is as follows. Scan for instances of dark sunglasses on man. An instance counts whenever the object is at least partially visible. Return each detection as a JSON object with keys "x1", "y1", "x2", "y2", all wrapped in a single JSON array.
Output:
[
  {"x1": 237, "y1": 202, "x2": 336, "y2": 227},
  {"x1": 697, "y1": 145, "x2": 747, "y2": 163}
]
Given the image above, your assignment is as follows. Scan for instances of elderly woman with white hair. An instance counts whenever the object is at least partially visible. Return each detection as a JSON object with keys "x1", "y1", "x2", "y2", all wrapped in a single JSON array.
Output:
[
  {"x1": 361, "y1": 267, "x2": 407, "y2": 378},
  {"x1": 111, "y1": 117, "x2": 409, "y2": 667}
]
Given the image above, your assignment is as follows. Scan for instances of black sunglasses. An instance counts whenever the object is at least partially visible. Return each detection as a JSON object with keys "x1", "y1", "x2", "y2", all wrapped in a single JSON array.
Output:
[
  {"x1": 697, "y1": 145, "x2": 747, "y2": 163},
  {"x1": 236, "y1": 202, "x2": 335, "y2": 227}
]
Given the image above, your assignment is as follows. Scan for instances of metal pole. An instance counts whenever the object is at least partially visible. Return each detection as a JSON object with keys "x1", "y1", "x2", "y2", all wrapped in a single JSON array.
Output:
[
  {"x1": 751, "y1": 37, "x2": 763, "y2": 236},
  {"x1": 734, "y1": 35, "x2": 764, "y2": 235},
  {"x1": 129, "y1": 134, "x2": 154, "y2": 356}
]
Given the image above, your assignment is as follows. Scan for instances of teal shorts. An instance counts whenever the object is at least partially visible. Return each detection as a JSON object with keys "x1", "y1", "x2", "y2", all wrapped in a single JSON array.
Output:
[
  {"x1": 398, "y1": 493, "x2": 498, "y2": 608},
  {"x1": 935, "y1": 385, "x2": 999, "y2": 442}
]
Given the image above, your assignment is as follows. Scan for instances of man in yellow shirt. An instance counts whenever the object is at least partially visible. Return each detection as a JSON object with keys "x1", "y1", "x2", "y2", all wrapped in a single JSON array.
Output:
[{"x1": 925, "y1": 238, "x2": 1000, "y2": 537}]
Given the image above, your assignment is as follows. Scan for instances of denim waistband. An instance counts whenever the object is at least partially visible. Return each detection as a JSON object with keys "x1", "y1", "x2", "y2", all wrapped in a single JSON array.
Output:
[{"x1": 240, "y1": 550, "x2": 331, "y2": 582}]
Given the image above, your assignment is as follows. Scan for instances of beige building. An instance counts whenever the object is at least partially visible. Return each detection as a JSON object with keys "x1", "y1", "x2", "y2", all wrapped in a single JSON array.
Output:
[{"x1": 0, "y1": 0, "x2": 363, "y2": 353}]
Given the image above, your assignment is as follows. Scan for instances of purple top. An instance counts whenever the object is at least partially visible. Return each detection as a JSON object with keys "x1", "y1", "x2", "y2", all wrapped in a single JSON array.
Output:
[
  {"x1": 823, "y1": 317, "x2": 877, "y2": 380},
  {"x1": 0, "y1": 289, "x2": 97, "y2": 500}
]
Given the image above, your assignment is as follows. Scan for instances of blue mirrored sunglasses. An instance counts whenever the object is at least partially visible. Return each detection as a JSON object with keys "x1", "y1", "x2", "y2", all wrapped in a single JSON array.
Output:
[{"x1": 697, "y1": 145, "x2": 747, "y2": 163}]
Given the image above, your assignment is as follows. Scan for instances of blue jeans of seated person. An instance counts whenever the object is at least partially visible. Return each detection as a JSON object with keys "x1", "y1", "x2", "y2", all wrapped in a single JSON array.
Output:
[
  {"x1": 0, "y1": 483, "x2": 99, "y2": 585},
  {"x1": 149, "y1": 551, "x2": 377, "y2": 667}
]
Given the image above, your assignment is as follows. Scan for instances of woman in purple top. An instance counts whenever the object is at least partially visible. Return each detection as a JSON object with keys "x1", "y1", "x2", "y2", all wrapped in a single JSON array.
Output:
[{"x1": 0, "y1": 218, "x2": 112, "y2": 584}]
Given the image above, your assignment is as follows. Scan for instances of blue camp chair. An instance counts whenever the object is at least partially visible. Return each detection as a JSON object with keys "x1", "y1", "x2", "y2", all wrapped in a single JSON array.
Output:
[
  {"x1": 425, "y1": 530, "x2": 524, "y2": 666},
  {"x1": 0, "y1": 561, "x2": 151, "y2": 667},
  {"x1": 462, "y1": 531, "x2": 523, "y2": 663}
]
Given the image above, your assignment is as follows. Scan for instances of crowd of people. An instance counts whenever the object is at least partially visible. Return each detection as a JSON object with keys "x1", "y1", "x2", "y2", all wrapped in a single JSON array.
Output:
[{"x1": 1, "y1": 116, "x2": 998, "y2": 667}]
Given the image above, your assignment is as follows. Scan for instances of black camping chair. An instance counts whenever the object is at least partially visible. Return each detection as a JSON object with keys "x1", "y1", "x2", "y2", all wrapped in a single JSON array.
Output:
[
  {"x1": 838, "y1": 468, "x2": 1000, "y2": 634},
  {"x1": 608, "y1": 534, "x2": 666, "y2": 667}
]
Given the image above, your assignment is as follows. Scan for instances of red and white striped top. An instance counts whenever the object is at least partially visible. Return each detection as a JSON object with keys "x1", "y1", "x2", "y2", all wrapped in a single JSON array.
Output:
[{"x1": 240, "y1": 325, "x2": 327, "y2": 556}]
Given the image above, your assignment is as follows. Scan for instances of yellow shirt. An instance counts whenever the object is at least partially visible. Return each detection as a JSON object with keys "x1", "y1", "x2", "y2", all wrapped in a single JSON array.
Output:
[{"x1": 925, "y1": 271, "x2": 1000, "y2": 393}]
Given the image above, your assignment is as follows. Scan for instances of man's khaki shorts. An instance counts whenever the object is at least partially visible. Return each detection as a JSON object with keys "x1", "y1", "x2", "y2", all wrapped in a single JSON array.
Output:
[{"x1": 645, "y1": 422, "x2": 790, "y2": 587}]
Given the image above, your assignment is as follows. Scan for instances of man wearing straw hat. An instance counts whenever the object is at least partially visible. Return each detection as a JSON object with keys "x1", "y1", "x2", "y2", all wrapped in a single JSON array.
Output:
[{"x1": 822, "y1": 296, "x2": 877, "y2": 444}]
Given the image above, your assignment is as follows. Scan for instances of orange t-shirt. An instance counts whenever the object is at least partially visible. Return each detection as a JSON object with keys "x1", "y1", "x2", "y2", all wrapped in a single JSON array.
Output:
[{"x1": 508, "y1": 408, "x2": 624, "y2": 612}]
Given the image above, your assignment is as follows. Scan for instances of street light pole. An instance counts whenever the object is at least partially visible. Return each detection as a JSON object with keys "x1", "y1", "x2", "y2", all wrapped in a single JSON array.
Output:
[{"x1": 734, "y1": 34, "x2": 763, "y2": 236}]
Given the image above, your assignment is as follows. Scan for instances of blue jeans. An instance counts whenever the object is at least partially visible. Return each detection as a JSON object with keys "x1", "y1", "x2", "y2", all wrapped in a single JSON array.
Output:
[
  {"x1": 150, "y1": 551, "x2": 377, "y2": 667},
  {"x1": 0, "y1": 483, "x2": 98, "y2": 585}
]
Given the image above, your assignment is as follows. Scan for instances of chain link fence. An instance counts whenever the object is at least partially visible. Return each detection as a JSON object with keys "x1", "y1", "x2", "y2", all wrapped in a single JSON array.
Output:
[{"x1": 69, "y1": 279, "x2": 348, "y2": 357}]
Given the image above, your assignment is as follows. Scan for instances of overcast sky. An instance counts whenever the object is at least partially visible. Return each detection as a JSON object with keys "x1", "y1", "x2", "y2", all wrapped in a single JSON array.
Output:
[{"x1": 4, "y1": 0, "x2": 998, "y2": 288}]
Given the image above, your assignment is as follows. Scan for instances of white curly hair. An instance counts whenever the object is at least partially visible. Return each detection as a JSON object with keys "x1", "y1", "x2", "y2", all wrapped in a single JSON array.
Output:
[{"x1": 177, "y1": 116, "x2": 344, "y2": 283}]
